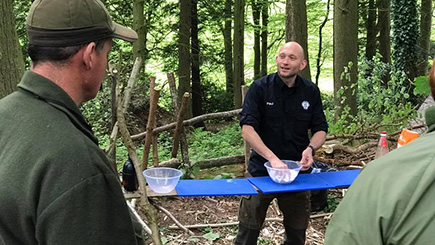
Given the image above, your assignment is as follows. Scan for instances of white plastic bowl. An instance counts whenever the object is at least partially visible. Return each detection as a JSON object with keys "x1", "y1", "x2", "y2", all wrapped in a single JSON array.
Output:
[
  {"x1": 142, "y1": 167, "x2": 183, "y2": 193},
  {"x1": 264, "y1": 160, "x2": 302, "y2": 184}
]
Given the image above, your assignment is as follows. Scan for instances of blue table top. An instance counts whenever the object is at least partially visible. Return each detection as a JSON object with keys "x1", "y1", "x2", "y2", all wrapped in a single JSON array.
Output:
[
  {"x1": 247, "y1": 170, "x2": 360, "y2": 194},
  {"x1": 175, "y1": 178, "x2": 258, "y2": 196}
]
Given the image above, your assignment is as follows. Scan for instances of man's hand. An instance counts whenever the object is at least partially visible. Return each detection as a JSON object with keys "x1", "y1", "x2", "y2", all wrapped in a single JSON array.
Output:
[
  {"x1": 299, "y1": 147, "x2": 314, "y2": 170},
  {"x1": 269, "y1": 158, "x2": 288, "y2": 169}
]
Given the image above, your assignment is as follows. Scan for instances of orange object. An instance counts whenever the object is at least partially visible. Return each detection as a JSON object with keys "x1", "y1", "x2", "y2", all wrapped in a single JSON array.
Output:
[{"x1": 397, "y1": 129, "x2": 419, "y2": 148}]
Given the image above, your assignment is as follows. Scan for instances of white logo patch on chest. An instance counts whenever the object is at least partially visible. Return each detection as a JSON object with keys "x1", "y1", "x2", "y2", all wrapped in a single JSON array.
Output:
[{"x1": 301, "y1": 101, "x2": 310, "y2": 110}]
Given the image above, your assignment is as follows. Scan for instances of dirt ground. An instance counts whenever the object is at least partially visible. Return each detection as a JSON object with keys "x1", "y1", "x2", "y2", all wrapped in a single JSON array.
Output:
[{"x1": 147, "y1": 194, "x2": 333, "y2": 245}]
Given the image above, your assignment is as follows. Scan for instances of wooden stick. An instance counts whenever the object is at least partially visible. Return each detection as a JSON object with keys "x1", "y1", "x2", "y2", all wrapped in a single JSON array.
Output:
[
  {"x1": 127, "y1": 200, "x2": 152, "y2": 236},
  {"x1": 167, "y1": 72, "x2": 191, "y2": 169},
  {"x1": 171, "y1": 93, "x2": 190, "y2": 158},
  {"x1": 130, "y1": 109, "x2": 241, "y2": 141},
  {"x1": 115, "y1": 57, "x2": 162, "y2": 245},
  {"x1": 153, "y1": 202, "x2": 195, "y2": 235},
  {"x1": 152, "y1": 135, "x2": 159, "y2": 165},
  {"x1": 241, "y1": 85, "x2": 249, "y2": 175},
  {"x1": 167, "y1": 213, "x2": 332, "y2": 230},
  {"x1": 142, "y1": 84, "x2": 161, "y2": 170}
]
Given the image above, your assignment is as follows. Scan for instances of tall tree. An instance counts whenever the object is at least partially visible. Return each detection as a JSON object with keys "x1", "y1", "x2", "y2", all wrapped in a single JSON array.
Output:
[
  {"x1": 391, "y1": 0, "x2": 419, "y2": 82},
  {"x1": 252, "y1": 0, "x2": 261, "y2": 80},
  {"x1": 416, "y1": 0, "x2": 432, "y2": 76},
  {"x1": 365, "y1": 0, "x2": 377, "y2": 61},
  {"x1": 233, "y1": 0, "x2": 245, "y2": 108},
  {"x1": 285, "y1": 0, "x2": 311, "y2": 80},
  {"x1": 378, "y1": 0, "x2": 391, "y2": 83},
  {"x1": 178, "y1": 0, "x2": 192, "y2": 116},
  {"x1": 315, "y1": 0, "x2": 331, "y2": 86},
  {"x1": 334, "y1": 0, "x2": 358, "y2": 119},
  {"x1": 133, "y1": 0, "x2": 146, "y2": 65},
  {"x1": 224, "y1": 0, "x2": 234, "y2": 94},
  {"x1": 191, "y1": 0, "x2": 204, "y2": 126},
  {"x1": 0, "y1": 0, "x2": 24, "y2": 99},
  {"x1": 260, "y1": 0, "x2": 269, "y2": 77}
]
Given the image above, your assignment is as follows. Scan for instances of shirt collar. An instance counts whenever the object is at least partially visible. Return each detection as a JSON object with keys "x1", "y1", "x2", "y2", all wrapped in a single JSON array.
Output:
[{"x1": 275, "y1": 72, "x2": 301, "y2": 89}]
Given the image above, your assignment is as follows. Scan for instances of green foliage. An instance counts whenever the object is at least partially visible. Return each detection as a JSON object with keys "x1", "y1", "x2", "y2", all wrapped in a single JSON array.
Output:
[
  {"x1": 189, "y1": 122, "x2": 244, "y2": 163},
  {"x1": 258, "y1": 238, "x2": 273, "y2": 244},
  {"x1": 161, "y1": 237, "x2": 168, "y2": 245},
  {"x1": 327, "y1": 56, "x2": 418, "y2": 135},
  {"x1": 187, "y1": 236, "x2": 200, "y2": 243},
  {"x1": 201, "y1": 227, "x2": 221, "y2": 241},
  {"x1": 325, "y1": 193, "x2": 340, "y2": 213},
  {"x1": 201, "y1": 78, "x2": 234, "y2": 113},
  {"x1": 414, "y1": 76, "x2": 431, "y2": 96}
]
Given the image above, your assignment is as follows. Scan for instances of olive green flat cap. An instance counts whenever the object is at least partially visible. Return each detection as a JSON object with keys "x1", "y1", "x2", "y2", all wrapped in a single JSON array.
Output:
[{"x1": 26, "y1": 0, "x2": 138, "y2": 46}]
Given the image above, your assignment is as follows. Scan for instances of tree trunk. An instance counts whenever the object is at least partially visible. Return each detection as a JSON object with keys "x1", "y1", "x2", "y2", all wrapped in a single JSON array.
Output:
[
  {"x1": 233, "y1": 0, "x2": 245, "y2": 108},
  {"x1": 191, "y1": 0, "x2": 204, "y2": 127},
  {"x1": 365, "y1": 0, "x2": 377, "y2": 61},
  {"x1": 285, "y1": 0, "x2": 311, "y2": 81},
  {"x1": 416, "y1": 0, "x2": 432, "y2": 76},
  {"x1": 315, "y1": 0, "x2": 331, "y2": 86},
  {"x1": 252, "y1": 0, "x2": 261, "y2": 80},
  {"x1": 178, "y1": 0, "x2": 192, "y2": 117},
  {"x1": 260, "y1": 0, "x2": 269, "y2": 77},
  {"x1": 377, "y1": 0, "x2": 391, "y2": 83},
  {"x1": 334, "y1": 0, "x2": 358, "y2": 119},
  {"x1": 0, "y1": 0, "x2": 25, "y2": 99},
  {"x1": 133, "y1": 0, "x2": 146, "y2": 67},
  {"x1": 224, "y1": 0, "x2": 234, "y2": 94},
  {"x1": 391, "y1": 0, "x2": 419, "y2": 83}
]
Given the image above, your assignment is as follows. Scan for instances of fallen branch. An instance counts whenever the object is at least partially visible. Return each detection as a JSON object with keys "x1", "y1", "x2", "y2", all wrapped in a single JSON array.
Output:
[
  {"x1": 195, "y1": 155, "x2": 244, "y2": 169},
  {"x1": 130, "y1": 109, "x2": 241, "y2": 141},
  {"x1": 167, "y1": 213, "x2": 333, "y2": 230},
  {"x1": 127, "y1": 199, "x2": 152, "y2": 236},
  {"x1": 322, "y1": 141, "x2": 377, "y2": 154},
  {"x1": 152, "y1": 202, "x2": 195, "y2": 236},
  {"x1": 158, "y1": 158, "x2": 180, "y2": 168}
]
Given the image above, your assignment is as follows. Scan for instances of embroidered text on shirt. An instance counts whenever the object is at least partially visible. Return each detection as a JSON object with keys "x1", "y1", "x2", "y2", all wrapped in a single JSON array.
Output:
[{"x1": 266, "y1": 102, "x2": 274, "y2": 106}]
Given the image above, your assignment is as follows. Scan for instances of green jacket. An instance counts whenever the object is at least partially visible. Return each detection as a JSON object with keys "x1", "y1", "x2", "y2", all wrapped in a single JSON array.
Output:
[
  {"x1": 324, "y1": 106, "x2": 435, "y2": 245},
  {"x1": 0, "y1": 71, "x2": 144, "y2": 244}
]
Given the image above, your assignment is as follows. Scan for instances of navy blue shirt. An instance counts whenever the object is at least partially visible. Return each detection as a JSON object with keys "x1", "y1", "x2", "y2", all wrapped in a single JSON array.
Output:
[{"x1": 240, "y1": 73, "x2": 328, "y2": 177}]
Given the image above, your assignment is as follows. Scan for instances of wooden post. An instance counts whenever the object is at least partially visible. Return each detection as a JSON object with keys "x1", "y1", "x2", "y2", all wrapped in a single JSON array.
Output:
[
  {"x1": 167, "y1": 72, "x2": 191, "y2": 169},
  {"x1": 142, "y1": 77, "x2": 160, "y2": 170},
  {"x1": 241, "y1": 85, "x2": 250, "y2": 174},
  {"x1": 171, "y1": 93, "x2": 190, "y2": 158}
]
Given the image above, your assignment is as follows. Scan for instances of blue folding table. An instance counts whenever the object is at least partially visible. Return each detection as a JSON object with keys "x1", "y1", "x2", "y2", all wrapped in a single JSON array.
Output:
[
  {"x1": 247, "y1": 170, "x2": 360, "y2": 194},
  {"x1": 175, "y1": 178, "x2": 259, "y2": 196},
  {"x1": 158, "y1": 170, "x2": 361, "y2": 197}
]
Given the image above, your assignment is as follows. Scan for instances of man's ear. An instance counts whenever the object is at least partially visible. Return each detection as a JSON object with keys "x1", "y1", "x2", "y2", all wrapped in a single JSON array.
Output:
[
  {"x1": 299, "y1": 59, "x2": 307, "y2": 71},
  {"x1": 82, "y1": 42, "x2": 97, "y2": 70}
]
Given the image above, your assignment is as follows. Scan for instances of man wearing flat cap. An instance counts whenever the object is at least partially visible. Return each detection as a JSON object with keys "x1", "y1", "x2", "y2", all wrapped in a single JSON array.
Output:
[{"x1": 0, "y1": 0, "x2": 144, "y2": 244}]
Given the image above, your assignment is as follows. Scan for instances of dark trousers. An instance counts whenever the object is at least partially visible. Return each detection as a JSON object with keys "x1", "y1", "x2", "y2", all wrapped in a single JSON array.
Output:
[{"x1": 234, "y1": 191, "x2": 310, "y2": 245}]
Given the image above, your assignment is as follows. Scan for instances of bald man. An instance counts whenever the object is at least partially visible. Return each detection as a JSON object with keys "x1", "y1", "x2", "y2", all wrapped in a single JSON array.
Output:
[{"x1": 236, "y1": 42, "x2": 328, "y2": 245}]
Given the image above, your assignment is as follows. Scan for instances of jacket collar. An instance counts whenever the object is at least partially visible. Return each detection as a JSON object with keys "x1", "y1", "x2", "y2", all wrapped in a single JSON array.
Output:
[
  {"x1": 425, "y1": 106, "x2": 435, "y2": 133},
  {"x1": 17, "y1": 71, "x2": 98, "y2": 145}
]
